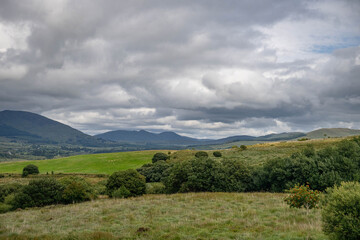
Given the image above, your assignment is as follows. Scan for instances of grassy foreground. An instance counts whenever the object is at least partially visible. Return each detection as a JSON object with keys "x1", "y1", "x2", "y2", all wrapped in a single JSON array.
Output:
[
  {"x1": 0, "y1": 192, "x2": 326, "y2": 240},
  {"x1": 0, "y1": 150, "x2": 166, "y2": 175}
]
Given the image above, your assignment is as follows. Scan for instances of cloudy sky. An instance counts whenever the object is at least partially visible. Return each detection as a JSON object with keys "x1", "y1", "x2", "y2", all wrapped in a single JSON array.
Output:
[{"x1": 0, "y1": 0, "x2": 360, "y2": 138}]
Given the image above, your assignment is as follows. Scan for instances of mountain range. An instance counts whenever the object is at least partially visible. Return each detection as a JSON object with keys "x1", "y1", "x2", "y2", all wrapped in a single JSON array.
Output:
[{"x1": 1, "y1": 110, "x2": 360, "y2": 148}]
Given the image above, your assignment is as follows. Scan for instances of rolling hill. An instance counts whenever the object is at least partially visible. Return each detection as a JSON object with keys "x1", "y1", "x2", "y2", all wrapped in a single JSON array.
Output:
[
  {"x1": 306, "y1": 128, "x2": 360, "y2": 139},
  {"x1": 0, "y1": 110, "x2": 107, "y2": 146}
]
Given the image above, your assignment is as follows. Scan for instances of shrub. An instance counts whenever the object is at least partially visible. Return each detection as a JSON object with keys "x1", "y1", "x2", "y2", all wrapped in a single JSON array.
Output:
[
  {"x1": 162, "y1": 158, "x2": 251, "y2": 193},
  {"x1": 284, "y1": 184, "x2": 320, "y2": 210},
  {"x1": 112, "y1": 185, "x2": 131, "y2": 199},
  {"x1": 0, "y1": 202, "x2": 12, "y2": 213},
  {"x1": 146, "y1": 182, "x2": 166, "y2": 194},
  {"x1": 322, "y1": 182, "x2": 360, "y2": 240},
  {"x1": 22, "y1": 164, "x2": 39, "y2": 177},
  {"x1": 12, "y1": 178, "x2": 64, "y2": 209},
  {"x1": 59, "y1": 176, "x2": 97, "y2": 204},
  {"x1": 152, "y1": 153, "x2": 168, "y2": 163},
  {"x1": 136, "y1": 161, "x2": 171, "y2": 182},
  {"x1": 240, "y1": 145, "x2": 247, "y2": 150},
  {"x1": 106, "y1": 169, "x2": 146, "y2": 197},
  {"x1": 0, "y1": 174, "x2": 4, "y2": 178},
  {"x1": 0, "y1": 183, "x2": 22, "y2": 202},
  {"x1": 213, "y1": 151, "x2": 222, "y2": 157},
  {"x1": 194, "y1": 151, "x2": 208, "y2": 158}
]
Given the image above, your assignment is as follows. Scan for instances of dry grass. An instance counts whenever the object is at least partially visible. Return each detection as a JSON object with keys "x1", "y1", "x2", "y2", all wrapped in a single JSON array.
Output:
[{"x1": 0, "y1": 192, "x2": 327, "y2": 240}]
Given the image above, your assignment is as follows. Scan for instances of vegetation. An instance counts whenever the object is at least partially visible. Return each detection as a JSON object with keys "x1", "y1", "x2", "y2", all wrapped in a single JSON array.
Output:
[
  {"x1": 322, "y1": 181, "x2": 360, "y2": 240},
  {"x1": 136, "y1": 161, "x2": 171, "y2": 182},
  {"x1": 60, "y1": 176, "x2": 96, "y2": 204},
  {"x1": 213, "y1": 151, "x2": 222, "y2": 157},
  {"x1": 284, "y1": 184, "x2": 320, "y2": 210},
  {"x1": 0, "y1": 192, "x2": 325, "y2": 239},
  {"x1": 22, "y1": 164, "x2": 39, "y2": 177},
  {"x1": 194, "y1": 151, "x2": 208, "y2": 158},
  {"x1": 106, "y1": 169, "x2": 146, "y2": 198},
  {"x1": 151, "y1": 152, "x2": 168, "y2": 163},
  {"x1": 0, "y1": 150, "x2": 165, "y2": 174}
]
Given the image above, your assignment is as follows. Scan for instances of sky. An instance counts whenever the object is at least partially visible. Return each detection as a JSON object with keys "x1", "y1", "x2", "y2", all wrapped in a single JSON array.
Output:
[{"x1": 0, "y1": 0, "x2": 360, "y2": 139}]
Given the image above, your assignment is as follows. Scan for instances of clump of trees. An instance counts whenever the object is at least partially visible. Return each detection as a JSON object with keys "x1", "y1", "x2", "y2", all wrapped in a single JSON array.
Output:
[
  {"x1": 106, "y1": 169, "x2": 146, "y2": 198},
  {"x1": 22, "y1": 164, "x2": 39, "y2": 177},
  {"x1": 152, "y1": 152, "x2": 168, "y2": 163},
  {"x1": 194, "y1": 151, "x2": 208, "y2": 158},
  {"x1": 213, "y1": 151, "x2": 222, "y2": 157}
]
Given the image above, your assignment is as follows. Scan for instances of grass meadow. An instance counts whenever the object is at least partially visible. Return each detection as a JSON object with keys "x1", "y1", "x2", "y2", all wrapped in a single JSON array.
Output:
[{"x1": 0, "y1": 192, "x2": 326, "y2": 240}]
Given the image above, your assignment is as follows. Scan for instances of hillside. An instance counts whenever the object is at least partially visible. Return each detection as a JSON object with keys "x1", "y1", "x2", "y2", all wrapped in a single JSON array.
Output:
[
  {"x1": 95, "y1": 130, "x2": 202, "y2": 145},
  {"x1": 306, "y1": 128, "x2": 360, "y2": 139},
  {"x1": 0, "y1": 136, "x2": 349, "y2": 174},
  {"x1": 0, "y1": 110, "x2": 107, "y2": 146}
]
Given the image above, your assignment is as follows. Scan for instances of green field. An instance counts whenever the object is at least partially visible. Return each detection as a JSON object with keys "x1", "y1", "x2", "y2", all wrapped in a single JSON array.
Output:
[
  {"x1": 0, "y1": 137, "x2": 352, "y2": 175},
  {"x1": 0, "y1": 192, "x2": 326, "y2": 240},
  {"x1": 0, "y1": 150, "x2": 167, "y2": 175}
]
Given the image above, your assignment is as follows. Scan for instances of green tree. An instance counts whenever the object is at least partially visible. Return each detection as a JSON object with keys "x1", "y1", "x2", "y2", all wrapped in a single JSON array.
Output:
[{"x1": 106, "y1": 169, "x2": 146, "y2": 197}]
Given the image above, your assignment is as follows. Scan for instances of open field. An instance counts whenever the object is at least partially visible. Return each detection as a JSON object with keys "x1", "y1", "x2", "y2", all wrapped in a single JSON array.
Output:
[
  {"x1": 0, "y1": 192, "x2": 326, "y2": 240},
  {"x1": 0, "y1": 150, "x2": 167, "y2": 175}
]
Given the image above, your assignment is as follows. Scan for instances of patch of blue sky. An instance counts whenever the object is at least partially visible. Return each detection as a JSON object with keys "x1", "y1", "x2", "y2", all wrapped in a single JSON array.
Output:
[{"x1": 311, "y1": 36, "x2": 360, "y2": 54}]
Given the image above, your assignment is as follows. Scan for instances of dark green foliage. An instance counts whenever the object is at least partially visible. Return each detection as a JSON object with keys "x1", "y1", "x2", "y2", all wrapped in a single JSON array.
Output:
[
  {"x1": 322, "y1": 182, "x2": 360, "y2": 240},
  {"x1": 0, "y1": 202, "x2": 12, "y2": 213},
  {"x1": 112, "y1": 185, "x2": 131, "y2": 199},
  {"x1": 0, "y1": 183, "x2": 22, "y2": 202},
  {"x1": 106, "y1": 169, "x2": 146, "y2": 197},
  {"x1": 0, "y1": 174, "x2": 4, "y2": 178},
  {"x1": 22, "y1": 164, "x2": 39, "y2": 177},
  {"x1": 240, "y1": 145, "x2": 247, "y2": 150},
  {"x1": 152, "y1": 152, "x2": 168, "y2": 163},
  {"x1": 136, "y1": 161, "x2": 171, "y2": 182},
  {"x1": 194, "y1": 151, "x2": 208, "y2": 158},
  {"x1": 60, "y1": 176, "x2": 97, "y2": 204},
  {"x1": 162, "y1": 158, "x2": 251, "y2": 193},
  {"x1": 254, "y1": 139, "x2": 360, "y2": 192},
  {"x1": 11, "y1": 178, "x2": 64, "y2": 209},
  {"x1": 213, "y1": 151, "x2": 222, "y2": 157}
]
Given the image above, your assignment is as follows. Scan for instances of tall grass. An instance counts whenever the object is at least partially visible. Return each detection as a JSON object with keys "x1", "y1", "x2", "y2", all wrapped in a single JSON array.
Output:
[{"x1": 0, "y1": 192, "x2": 326, "y2": 240}]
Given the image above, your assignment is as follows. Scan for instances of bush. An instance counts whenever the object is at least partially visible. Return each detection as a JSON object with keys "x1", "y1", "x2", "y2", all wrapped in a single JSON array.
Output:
[
  {"x1": 136, "y1": 161, "x2": 171, "y2": 182},
  {"x1": 0, "y1": 183, "x2": 22, "y2": 202},
  {"x1": 213, "y1": 151, "x2": 222, "y2": 157},
  {"x1": 240, "y1": 145, "x2": 247, "y2": 150},
  {"x1": 112, "y1": 185, "x2": 131, "y2": 199},
  {"x1": 59, "y1": 176, "x2": 97, "y2": 204},
  {"x1": 284, "y1": 184, "x2": 320, "y2": 210},
  {"x1": 146, "y1": 182, "x2": 166, "y2": 194},
  {"x1": 11, "y1": 178, "x2": 64, "y2": 209},
  {"x1": 162, "y1": 158, "x2": 251, "y2": 193},
  {"x1": 152, "y1": 153, "x2": 168, "y2": 163},
  {"x1": 194, "y1": 151, "x2": 208, "y2": 158},
  {"x1": 322, "y1": 182, "x2": 360, "y2": 240},
  {"x1": 0, "y1": 174, "x2": 4, "y2": 178},
  {"x1": 0, "y1": 202, "x2": 12, "y2": 213},
  {"x1": 106, "y1": 169, "x2": 146, "y2": 197},
  {"x1": 22, "y1": 164, "x2": 39, "y2": 177}
]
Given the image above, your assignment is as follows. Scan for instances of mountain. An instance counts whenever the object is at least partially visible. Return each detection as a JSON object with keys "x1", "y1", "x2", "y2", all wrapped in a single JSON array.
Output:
[
  {"x1": 96, "y1": 130, "x2": 306, "y2": 146},
  {"x1": 95, "y1": 130, "x2": 202, "y2": 145},
  {"x1": 306, "y1": 128, "x2": 360, "y2": 139},
  {"x1": 0, "y1": 110, "x2": 106, "y2": 146}
]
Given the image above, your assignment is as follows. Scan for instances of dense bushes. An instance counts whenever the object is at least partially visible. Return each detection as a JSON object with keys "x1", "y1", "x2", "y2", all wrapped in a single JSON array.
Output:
[
  {"x1": 0, "y1": 176, "x2": 97, "y2": 211},
  {"x1": 254, "y1": 140, "x2": 360, "y2": 192},
  {"x1": 12, "y1": 178, "x2": 64, "y2": 209},
  {"x1": 22, "y1": 164, "x2": 39, "y2": 177},
  {"x1": 162, "y1": 157, "x2": 251, "y2": 193},
  {"x1": 322, "y1": 182, "x2": 360, "y2": 240},
  {"x1": 106, "y1": 169, "x2": 146, "y2": 197},
  {"x1": 152, "y1": 152, "x2": 168, "y2": 163},
  {"x1": 60, "y1": 176, "x2": 96, "y2": 204},
  {"x1": 136, "y1": 161, "x2": 171, "y2": 182},
  {"x1": 284, "y1": 184, "x2": 320, "y2": 210}
]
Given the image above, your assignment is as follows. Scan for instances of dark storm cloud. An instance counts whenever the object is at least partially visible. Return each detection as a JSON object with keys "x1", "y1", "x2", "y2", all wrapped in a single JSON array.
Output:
[{"x1": 0, "y1": 0, "x2": 359, "y2": 137}]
